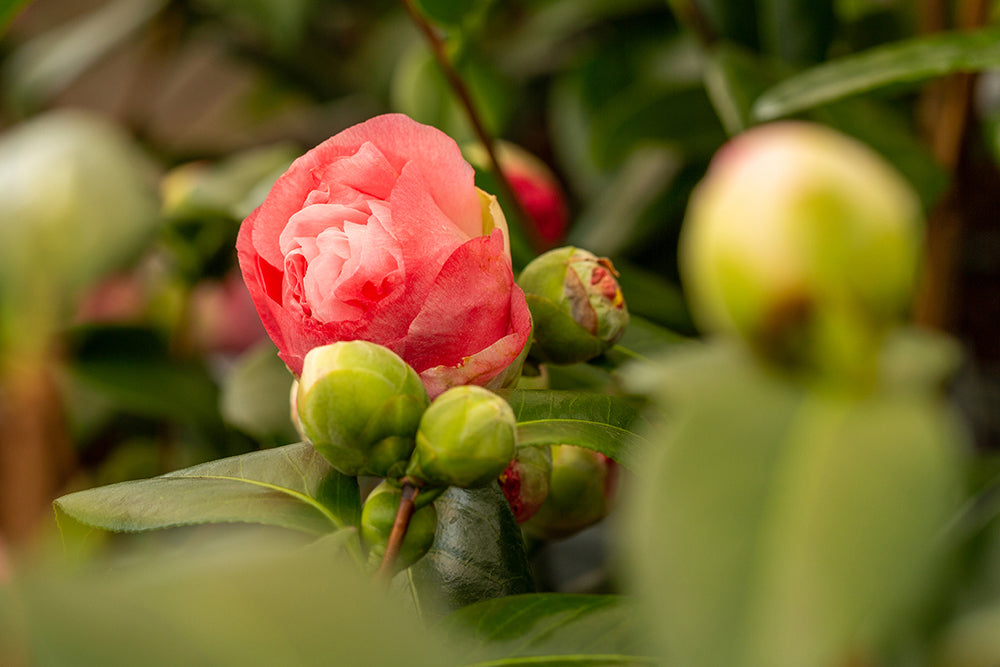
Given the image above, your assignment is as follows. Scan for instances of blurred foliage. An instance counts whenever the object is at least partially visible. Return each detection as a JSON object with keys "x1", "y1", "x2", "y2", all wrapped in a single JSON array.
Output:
[{"x1": 5, "y1": 0, "x2": 1000, "y2": 664}]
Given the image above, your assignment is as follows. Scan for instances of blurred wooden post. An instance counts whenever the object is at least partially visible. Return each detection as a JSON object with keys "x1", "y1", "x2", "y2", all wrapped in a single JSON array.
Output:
[
  {"x1": 0, "y1": 357, "x2": 68, "y2": 545},
  {"x1": 914, "y1": 0, "x2": 991, "y2": 328}
]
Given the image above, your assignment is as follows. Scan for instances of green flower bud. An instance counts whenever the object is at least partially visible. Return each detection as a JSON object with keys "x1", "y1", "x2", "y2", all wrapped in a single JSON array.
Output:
[
  {"x1": 679, "y1": 122, "x2": 923, "y2": 382},
  {"x1": 522, "y1": 445, "x2": 619, "y2": 540},
  {"x1": 0, "y1": 110, "x2": 159, "y2": 354},
  {"x1": 406, "y1": 386, "x2": 517, "y2": 489},
  {"x1": 498, "y1": 444, "x2": 552, "y2": 523},
  {"x1": 518, "y1": 247, "x2": 629, "y2": 365},
  {"x1": 296, "y1": 341, "x2": 429, "y2": 477},
  {"x1": 360, "y1": 481, "x2": 437, "y2": 573}
]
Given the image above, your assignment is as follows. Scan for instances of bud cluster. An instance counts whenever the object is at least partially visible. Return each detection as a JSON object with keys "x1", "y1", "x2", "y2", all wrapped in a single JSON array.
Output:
[
  {"x1": 294, "y1": 339, "x2": 622, "y2": 571},
  {"x1": 294, "y1": 341, "x2": 524, "y2": 570}
]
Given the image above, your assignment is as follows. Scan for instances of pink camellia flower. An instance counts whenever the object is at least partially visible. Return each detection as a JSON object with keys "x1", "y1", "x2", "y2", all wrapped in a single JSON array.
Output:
[{"x1": 237, "y1": 114, "x2": 532, "y2": 397}]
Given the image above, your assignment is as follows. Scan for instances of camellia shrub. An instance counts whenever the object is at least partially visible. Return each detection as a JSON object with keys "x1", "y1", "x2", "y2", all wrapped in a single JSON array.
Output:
[{"x1": 4, "y1": 2, "x2": 1000, "y2": 666}]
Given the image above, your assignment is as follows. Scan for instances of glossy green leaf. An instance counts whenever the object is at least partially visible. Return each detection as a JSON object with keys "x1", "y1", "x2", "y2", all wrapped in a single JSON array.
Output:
[
  {"x1": 504, "y1": 390, "x2": 641, "y2": 429},
  {"x1": 0, "y1": 533, "x2": 456, "y2": 666},
  {"x1": 752, "y1": 25, "x2": 1000, "y2": 121},
  {"x1": 54, "y1": 443, "x2": 361, "y2": 537},
  {"x1": 502, "y1": 389, "x2": 645, "y2": 470},
  {"x1": 400, "y1": 485, "x2": 534, "y2": 619},
  {"x1": 443, "y1": 594, "x2": 653, "y2": 665},
  {"x1": 628, "y1": 345, "x2": 965, "y2": 667}
]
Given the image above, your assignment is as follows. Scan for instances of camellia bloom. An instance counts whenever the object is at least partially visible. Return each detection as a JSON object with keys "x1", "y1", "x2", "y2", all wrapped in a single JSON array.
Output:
[{"x1": 237, "y1": 114, "x2": 532, "y2": 397}]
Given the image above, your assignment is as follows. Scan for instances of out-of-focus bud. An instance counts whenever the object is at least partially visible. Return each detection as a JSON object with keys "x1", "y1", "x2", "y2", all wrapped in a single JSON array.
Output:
[
  {"x1": 360, "y1": 481, "x2": 437, "y2": 573},
  {"x1": 522, "y1": 444, "x2": 619, "y2": 540},
  {"x1": 188, "y1": 270, "x2": 266, "y2": 355},
  {"x1": 406, "y1": 386, "x2": 517, "y2": 489},
  {"x1": 679, "y1": 122, "x2": 923, "y2": 381},
  {"x1": 296, "y1": 341, "x2": 429, "y2": 478},
  {"x1": 0, "y1": 110, "x2": 159, "y2": 352},
  {"x1": 518, "y1": 247, "x2": 629, "y2": 365},
  {"x1": 498, "y1": 444, "x2": 552, "y2": 523},
  {"x1": 465, "y1": 142, "x2": 570, "y2": 248}
]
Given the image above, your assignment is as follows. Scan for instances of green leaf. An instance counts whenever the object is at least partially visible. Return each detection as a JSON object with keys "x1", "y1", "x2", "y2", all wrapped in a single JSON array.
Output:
[
  {"x1": 752, "y1": 25, "x2": 1000, "y2": 121},
  {"x1": 219, "y1": 341, "x2": 298, "y2": 446},
  {"x1": 443, "y1": 593, "x2": 653, "y2": 665},
  {"x1": 502, "y1": 390, "x2": 646, "y2": 470},
  {"x1": 590, "y1": 84, "x2": 726, "y2": 167},
  {"x1": 65, "y1": 325, "x2": 225, "y2": 436},
  {"x1": 703, "y1": 43, "x2": 785, "y2": 135},
  {"x1": 54, "y1": 443, "x2": 361, "y2": 537},
  {"x1": 627, "y1": 345, "x2": 966, "y2": 667},
  {"x1": 0, "y1": 532, "x2": 457, "y2": 666},
  {"x1": 400, "y1": 485, "x2": 534, "y2": 620}
]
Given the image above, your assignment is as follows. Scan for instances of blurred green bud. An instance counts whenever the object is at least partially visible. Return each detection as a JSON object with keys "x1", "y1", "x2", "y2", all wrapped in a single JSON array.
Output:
[
  {"x1": 296, "y1": 341, "x2": 429, "y2": 478},
  {"x1": 518, "y1": 247, "x2": 629, "y2": 365},
  {"x1": 406, "y1": 386, "x2": 517, "y2": 489},
  {"x1": 0, "y1": 110, "x2": 159, "y2": 353},
  {"x1": 360, "y1": 481, "x2": 437, "y2": 573},
  {"x1": 679, "y1": 122, "x2": 923, "y2": 381},
  {"x1": 498, "y1": 444, "x2": 552, "y2": 523},
  {"x1": 522, "y1": 444, "x2": 619, "y2": 540}
]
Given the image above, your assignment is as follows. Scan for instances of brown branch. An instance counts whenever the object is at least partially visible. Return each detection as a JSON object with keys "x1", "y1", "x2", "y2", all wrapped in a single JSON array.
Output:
[
  {"x1": 398, "y1": 0, "x2": 542, "y2": 249},
  {"x1": 914, "y1": 0, "x2": 991, "y2": 328},
  {"x1": 377, "y1": 482, "x2": 419, "y2": 580}
]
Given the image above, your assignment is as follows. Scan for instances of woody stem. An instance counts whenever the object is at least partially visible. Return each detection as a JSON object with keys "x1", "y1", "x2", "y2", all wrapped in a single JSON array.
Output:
[
  {"x1": 398, "y1": 0, "x2": 541, "y2": 248},
  {"x1": 377, "y1": 482, "x2": 419, "y2": 580}
]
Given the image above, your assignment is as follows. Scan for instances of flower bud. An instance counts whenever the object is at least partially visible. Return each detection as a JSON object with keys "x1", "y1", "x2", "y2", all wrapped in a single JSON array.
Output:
[
  {"x1": 679, "y1": 122, "x2": 923, "y2": 381},
  {"x1": 296, "y1": 341, "x2": 429, "y2": 477},
  {"x1": 406, "y1": 386, "x2": 517, "y2": 489},
  {"x1": 522, "y1": 445, "x2": 619, "y2": 540},
  {"x1": 518, "y1": 247, "x2": 629, "y2": 365},
  {"x1": 498, "y1": 444, "x2": 552, "y2": 523},
  {"x1": 360, "y1": 481, "x2": 437, "y2": 573}
]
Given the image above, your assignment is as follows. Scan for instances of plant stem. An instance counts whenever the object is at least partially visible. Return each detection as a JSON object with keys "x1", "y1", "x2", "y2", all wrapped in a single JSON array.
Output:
[
  {"x1": 377, "y1": 482, "x2": 419, "y2": 580},
  {"x1": 398, "y1": 0, "x2": 542, "y2": 249}
]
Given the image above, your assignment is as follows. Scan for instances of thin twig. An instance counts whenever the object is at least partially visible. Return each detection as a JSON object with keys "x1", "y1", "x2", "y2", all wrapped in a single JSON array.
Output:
[
  {"x1": 377, "y1": 483, "x2": 419, "y2": 580},
  {"x1": 398, "y1": 0, "x2": 542, "y2": 249},
  {"x1": 664, "y1": 0, "x2": 717, "y2": 47}
]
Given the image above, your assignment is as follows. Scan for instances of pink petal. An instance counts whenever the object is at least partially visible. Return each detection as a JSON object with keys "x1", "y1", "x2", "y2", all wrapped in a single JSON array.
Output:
[
  {"x1": 404, "y1": 231, "x2": 528, "y2": 377},
  {"x1": 322, "y1": 115, "x2": 482, "y2": 237},
  {"x1": 419, "y1": 283, "x2": 532, "y2": 398}
]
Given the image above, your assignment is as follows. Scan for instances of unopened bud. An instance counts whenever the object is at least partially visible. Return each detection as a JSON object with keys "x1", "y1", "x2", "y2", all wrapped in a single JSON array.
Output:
[
  {"x1": 406, "y1": 386, "x2": 517, "y2": 489},
  {"x1": 679, "y1": 122, "x2": 922, "y2": 380},
  {"x1": 498, "y1": 444, "x2": 552, "y2": 523},
  {"x1": 296, "y1": 341, "x2": 429, "y2": 477},
  {"x1": 360, "y1": 481, "x2": 437, "y2": 573},
  {"x1": 522, "y1": 444, "x2": 619, "y2": 540},
  {"x1": 519, "y1": 247, "x2": 629, "y2": 365}
]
